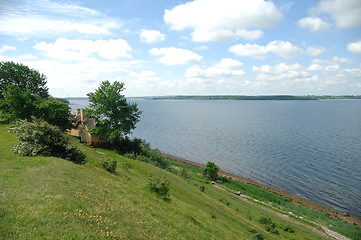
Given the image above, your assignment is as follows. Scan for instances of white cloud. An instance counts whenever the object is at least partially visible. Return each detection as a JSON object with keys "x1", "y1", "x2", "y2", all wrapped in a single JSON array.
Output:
[
  {"x1": 129, "y1": 70, "x2": 160, "y2": 82},
  {"x1": 149, "y1": 47, "x2": 203, "y2": 65},
  {"x1": 347, "y1": 40, "x2": 361, "y2": 55},
  {"x1": 306, "y1": 46, "x2": 327, "y2": 56},
  {"x1": 214, "y1": 58, "x2": 243, "y2": 69},
  {"x1": 185, "y1": 58, "x2": 245, "y2": 83},
  {"x1": 164, "y1": 0, "x2": 282, "y2": 42},
  {"x1": 297, "y1": 17, "x2": 332, "y2": 31},
  {"x1": 307, "y1": 64, "x2": 324, "y2": 71},
  {"x1": 229, "y1": 41, "x2": 301, "y2": 60},
  {"x1": 140, "y1": 30, "x2": 165, "y2": 44},
  {"x1": 0, "y1": 45, "x2": 16, "y2": 54},
  {"x1": 19, "y1": 54, "x2": 38, "y2": 59},
  {"x1": 0, "y1": 0, "x2": 121, "y2": 38},
  {"x1": 310, "y1": 0, "x2": 361, "y2": 29},
  {"x1": 194, "y1": 45, "x2": 208, "y2": 51},
  {"x1": 311, "y1": 56, "x2": 357, "y2": 65},
  {"x1": 34, "y1": 38, "x2": 132, "y2": 61}
]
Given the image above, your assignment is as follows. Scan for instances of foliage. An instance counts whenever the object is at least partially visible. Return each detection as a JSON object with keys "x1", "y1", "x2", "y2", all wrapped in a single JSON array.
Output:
[
  {"x1": 9, "y1": 117, "x2": 85, "y2": 164},
  {"x1": 1, "y1": 85, "x2": 42, "y2": 122},
  {"x1": 114, "y1": 137, "x2": 143, "y2": 155},
  {"x1": 252, "y1": 233, "x2": 264, "y2": 240},
  {"x1": 203, "y1": 161, "x2": 219, "y2": 181},
  {"x1": 259, "y1": 217, "x2": 279, "y2": 235},
  {"x1": 0, "y1": 61, "x2": 49, "y2": 100},
  {"x1": 101, "y1": 159, "x2": 117, "y2": 173},
  {"x1": 147, "y1": 174, "x2": 171, "y2": 202},
  {"x1": 85, "y1": 80, "x2": 142, "y2": 142},
  {"x1": 36, "y1": 100, "x2": 72, "y2": 131}
]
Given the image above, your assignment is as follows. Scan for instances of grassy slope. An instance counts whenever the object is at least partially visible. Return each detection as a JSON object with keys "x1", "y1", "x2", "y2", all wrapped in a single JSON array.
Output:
[{"x1": 0, "y1": 123, "x2": 340, "y2": 239}]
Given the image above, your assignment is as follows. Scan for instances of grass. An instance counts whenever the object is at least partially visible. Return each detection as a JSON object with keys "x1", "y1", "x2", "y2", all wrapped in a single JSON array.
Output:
[{"x1": 0, "y1": 123, "x2": 359, "y2": 239}]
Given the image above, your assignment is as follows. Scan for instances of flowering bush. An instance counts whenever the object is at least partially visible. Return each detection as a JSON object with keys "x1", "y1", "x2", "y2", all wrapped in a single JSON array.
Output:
[{"x1": 9, "y1": 117, "x2": 86, "y2": 164}]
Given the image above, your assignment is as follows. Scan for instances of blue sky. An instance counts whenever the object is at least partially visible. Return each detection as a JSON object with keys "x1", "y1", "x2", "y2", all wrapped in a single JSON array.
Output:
[{"x1": 0, "y1": 0, "x2": 360, "y2": 97}]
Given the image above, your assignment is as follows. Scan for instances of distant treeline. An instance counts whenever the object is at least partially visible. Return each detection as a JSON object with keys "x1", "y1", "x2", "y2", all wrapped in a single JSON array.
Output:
[{"x1": 148, "y1": 95, "x2": 361, "y2": 101}]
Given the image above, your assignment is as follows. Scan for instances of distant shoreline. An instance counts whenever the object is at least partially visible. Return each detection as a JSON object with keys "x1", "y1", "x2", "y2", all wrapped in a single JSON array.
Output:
[
  {"x1": 148, "y1": 95, "x2": 361, "y2": 101},
  {"x1": 162, "y1": 153, "x2": 361, "y2": 227}
]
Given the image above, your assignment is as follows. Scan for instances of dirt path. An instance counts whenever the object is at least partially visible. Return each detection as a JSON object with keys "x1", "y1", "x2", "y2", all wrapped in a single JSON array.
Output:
[
  {"x1": 163, "y1": 154, "x2": 361, "y2": 228},
  {"x1": 213, "y1": 183, "x2": 352, "y2": 240}
]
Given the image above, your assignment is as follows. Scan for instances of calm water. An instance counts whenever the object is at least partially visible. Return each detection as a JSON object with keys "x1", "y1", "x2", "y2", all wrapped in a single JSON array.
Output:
[{"x1": 70, "y1": 99, "x2": 361, "y2": 217}]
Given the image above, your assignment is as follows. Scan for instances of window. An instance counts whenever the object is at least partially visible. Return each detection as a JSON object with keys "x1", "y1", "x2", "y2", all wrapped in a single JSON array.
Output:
[
  {"x1": 99, "y1": 134, "x2": 103, "y2": 140},
  {"x1": 83, "y1": 122, "x2": 86, "y2": 129}
]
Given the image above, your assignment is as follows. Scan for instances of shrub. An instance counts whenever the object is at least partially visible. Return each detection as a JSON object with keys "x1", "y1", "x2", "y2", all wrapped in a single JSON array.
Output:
[
  {"x1": 9, "y1": 117, "x2": 86, "y2": 164},
  {"x1": 203, "y1": 161, "x2": 219, "y2": 181},
  {"x1": 101, "y1": 159, "x2": 117, "y2": 173},
  {"x1": 147, "y1": 174, "x2": 171, "y2": 202},
  {"x1": 252, "y1": 233, "x2": 264, "y2": 240},
  {"x1": 114, "y1": 137, "x2": 143, "y2": 155}
]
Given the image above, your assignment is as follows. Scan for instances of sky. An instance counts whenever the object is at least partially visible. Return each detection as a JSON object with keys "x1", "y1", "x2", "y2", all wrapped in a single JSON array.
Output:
[{"x1": 0, "y1": 0, "x2": 360, "y2": 97}]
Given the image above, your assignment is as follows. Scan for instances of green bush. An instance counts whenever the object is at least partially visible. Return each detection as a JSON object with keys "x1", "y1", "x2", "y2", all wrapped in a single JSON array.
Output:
[
  {"x1": 9, "y1": 117, "x2": 86, "y2": 164},
  {"x1": 101, "y1": 159, "x2": 117, "y2": 173},
  {"x1": 147, "y1": 174, "x2": 171, "y2": 202},
  {"x1": 252, "y1": 233, "x2": 264, "y2": 240},
  {"x1": 203, "y1": 161, "x2": 219, "y2": 181}
]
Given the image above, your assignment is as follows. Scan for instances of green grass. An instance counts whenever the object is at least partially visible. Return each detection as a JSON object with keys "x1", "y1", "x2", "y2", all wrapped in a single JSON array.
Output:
[{"x1": 0, "y1": 123, "x2": 357, "y2": 239}]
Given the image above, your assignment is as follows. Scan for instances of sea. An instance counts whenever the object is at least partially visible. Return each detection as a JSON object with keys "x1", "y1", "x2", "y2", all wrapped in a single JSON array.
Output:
[{"x1": 69, "y1": 98, "x2": 361, "y2": 217}]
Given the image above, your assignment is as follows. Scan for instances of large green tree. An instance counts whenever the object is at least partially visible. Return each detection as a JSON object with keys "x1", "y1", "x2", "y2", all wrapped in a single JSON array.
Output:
[
  {"x1": 85, "y1": 80, "x2": 142, "y2": 142},
  {"x1": 2, "y1": 85, "x2": 42, "y2": 121},
  {"x1": 0, "y1": 61, "x2": 49, "y2": 100}
]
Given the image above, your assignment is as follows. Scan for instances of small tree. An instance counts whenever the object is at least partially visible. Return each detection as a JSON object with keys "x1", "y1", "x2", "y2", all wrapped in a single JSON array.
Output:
[
  {"x1": 85, "y1": 80, "x2": 142, "y2": 143},
  {"x1": 36, "y1": 100, "x2": 72, "y2": 131},
  {"x1": 203, "y1": 161, "x2": 219, "y2": 181}
]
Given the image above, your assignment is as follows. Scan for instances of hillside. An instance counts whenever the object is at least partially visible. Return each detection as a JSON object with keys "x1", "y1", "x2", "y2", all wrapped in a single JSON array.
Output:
[{"x1": 1, "y1": 123, "x2": 360, "y2": 239}]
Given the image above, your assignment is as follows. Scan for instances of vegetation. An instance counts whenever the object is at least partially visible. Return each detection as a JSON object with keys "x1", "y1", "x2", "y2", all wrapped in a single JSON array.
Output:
[
  {"x1": 0, "y1": 61, "x2": 72, "y2": 130},
  {"x1": 9, "y1": 117, "x2": 86, "y2": 164},
  {"x1": 85, "y1": 80, "x2": 142, "y2": 143},
  {"x1": 1, "y1": 123, "x2": 360, "y2": 239},
  {"x1": 149, "y1": 95, "x2": 318, "y2": 100},
  {"x1": 203, "y1": 161, "x2": 220, "y2": 181},
  {"x1": 0, "y1": 61, "x2": 49, "y2": 100},
  {"x1": 148, "y1": 95, "x2": 361, "y2": 101}
]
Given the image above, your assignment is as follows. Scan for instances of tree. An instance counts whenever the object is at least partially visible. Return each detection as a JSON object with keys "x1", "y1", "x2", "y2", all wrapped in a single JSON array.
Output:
[
  {"x1": 36, "y1": 100, "x2": 72, "y2": 131},
  {"x1": 203, "y1": 161, "x2": 220, "y2": 181},
  {"x1": 85, "y1": 80, "x2": 142, "y2": 142},
  {"x1": 2, "y1": 85, "x2": 42, "y2": 121},
  {"x1": 0, "y1": 61, "x2": 49, "y2": 100}
]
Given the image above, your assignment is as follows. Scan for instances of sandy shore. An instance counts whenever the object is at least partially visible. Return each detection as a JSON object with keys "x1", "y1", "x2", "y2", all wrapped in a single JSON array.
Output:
[{"x1": 162, "y1": 154, "x2": 361, "y2": 227}]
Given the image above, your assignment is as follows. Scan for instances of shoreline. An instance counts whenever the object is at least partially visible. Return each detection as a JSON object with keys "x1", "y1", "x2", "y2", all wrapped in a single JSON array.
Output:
[{"x1": 162, "y1": 153, "x2": 361, "y2": 227}]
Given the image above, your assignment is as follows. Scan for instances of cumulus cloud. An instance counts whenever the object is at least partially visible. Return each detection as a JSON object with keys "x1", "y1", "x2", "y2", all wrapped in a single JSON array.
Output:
[
  {"x1": 306, "y1": 46, "x2": 327, "y2": 56},
  {"x1": 228, "y1": 41, "x2": 301, "y2": 60},
  {"x1": 140, "y1": 30, "x2": 165, "y2": 44},
  {"x1": 129, "y1": 70, "x2": 160, "y2": 82},
  {"x1": 0, "y1": 0, "x2": 121, "y2": 37},
  {"x1": 310, "y1": 0, "x2": 361, "y2": 29},
  {"x1": 164, "y1": 0, "x2": 282, "y2": 42},
  {"x1": 185, "y1": 58, "x2": 245, "y2": 83},
  {"x1": 0, "y1": 45, "x2": 16, "y2": 54},
  {"x1": 297, "y1": 17, "x2": 332, "y2": 31},
  {"x1": 34, "y1": 38, "x2": 132, "y2": 61},
  {"x1": 194, "y1": 45, "x2": 208, "y2": 51},
  {"x1": 19, "y1": 54, "x2": 38, "y2": 59},
  {"x1": 149, "y1": 47, "x2": 203, "y2": 65},
  {"x1": 347, "y1": 40, "x2": 361, "y2": 55}
]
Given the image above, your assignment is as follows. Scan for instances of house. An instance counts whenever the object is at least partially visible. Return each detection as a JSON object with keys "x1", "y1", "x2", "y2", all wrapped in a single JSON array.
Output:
[{"x1": 68, "y1": 109, "x2": 107, "y2": 146}]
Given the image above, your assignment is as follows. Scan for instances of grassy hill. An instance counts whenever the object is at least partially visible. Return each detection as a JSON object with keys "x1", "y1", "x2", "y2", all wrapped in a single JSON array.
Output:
[{"x1": 1, "y1": 123, "x2": 360, "y2": 239}]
